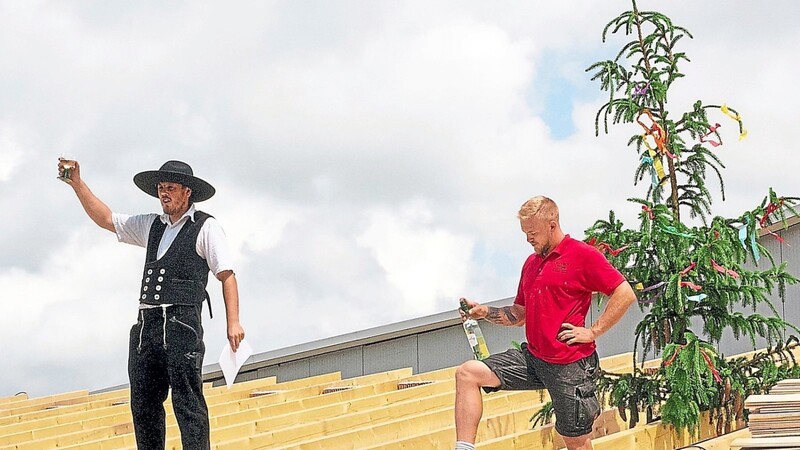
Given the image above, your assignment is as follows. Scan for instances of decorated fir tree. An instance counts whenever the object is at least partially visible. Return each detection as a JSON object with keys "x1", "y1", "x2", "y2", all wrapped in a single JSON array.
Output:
[{"x1": 553, "y1": 0, "x2": 800, "y2": 436}]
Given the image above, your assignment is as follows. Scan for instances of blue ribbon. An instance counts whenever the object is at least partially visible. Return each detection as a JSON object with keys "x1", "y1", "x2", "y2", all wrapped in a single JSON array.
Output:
[
  {"x1": 739, "y1": 217, "x2": 761, "y2": 262},
  {"x1": 687, "y1": 294, "x2": 707, "y2": 302},
  {"x1": 640, "y1": 155, "x2": 659, "y2": 188}
]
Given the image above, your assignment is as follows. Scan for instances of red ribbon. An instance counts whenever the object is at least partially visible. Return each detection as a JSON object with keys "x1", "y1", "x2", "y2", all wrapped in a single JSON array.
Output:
[
  {"x1": 663, "y1": 346, "x2": 722, "y2": 384},
  {"x1": 765, "y1": 228, "x2": 787, "y2": 244},
  {"x1": 760, "y1": 198, "x2": 785, "y2": 227},
  {"x1": 759, "y1": 198, "x2": 789, "y2": 244},
  {"x1": 642, "y1": 205, "x2": 654, "y2": 220},
  {"x1": 679, "y1": 262, "x2": 696, "y2": 276},
  {"x1": 663, "y1": 344, "x2": 686, "y2": 368},
  {"x1": 586, "y1": 237, "x2": 630, "y2": 256},
  {"x1": 680, "y1": 281, "x2": 702, "y2": 291},
  {"x1": 701, "y1": 350, "x2": 723, "y2": 384},
  {"x1": 596, "y1": 242, "x2": 630, "y2": 256},
  {"x1": 711, "y1": 259, "x2": 740, "y2": 279}
]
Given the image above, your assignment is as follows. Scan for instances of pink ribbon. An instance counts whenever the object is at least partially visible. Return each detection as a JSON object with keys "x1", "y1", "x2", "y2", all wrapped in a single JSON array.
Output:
[{"x1": 700, "y1": 123, "x2": 722, "y2": 147}]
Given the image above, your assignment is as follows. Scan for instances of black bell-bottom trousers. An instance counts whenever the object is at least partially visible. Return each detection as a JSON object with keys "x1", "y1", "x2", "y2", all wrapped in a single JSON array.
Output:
[{"x1": 128, "y1": 305, "x2": 209, "y2": 450}]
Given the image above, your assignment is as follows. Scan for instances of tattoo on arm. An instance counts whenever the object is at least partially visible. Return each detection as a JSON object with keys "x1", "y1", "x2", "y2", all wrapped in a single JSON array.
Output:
[{"x1": 486, "y1": 306, "x2": 524, "y2": 326}]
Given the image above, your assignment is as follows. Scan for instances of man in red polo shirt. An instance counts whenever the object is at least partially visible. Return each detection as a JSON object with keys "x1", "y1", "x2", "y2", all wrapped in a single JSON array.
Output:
[{"x1": 453, "y1": 196, "x2": 636, "y2": 450}]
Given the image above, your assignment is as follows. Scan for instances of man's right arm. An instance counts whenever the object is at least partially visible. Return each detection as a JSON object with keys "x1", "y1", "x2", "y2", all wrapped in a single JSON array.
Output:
[
  {"x1": 486, "y1": 304, "x2": 526, "y2": 327},
  {"x1": 60, "y1": 159, "x2": 114, "y2": 232},
  {"x1": 461, "y1": 298, "x2": 526, "y2": 327}
]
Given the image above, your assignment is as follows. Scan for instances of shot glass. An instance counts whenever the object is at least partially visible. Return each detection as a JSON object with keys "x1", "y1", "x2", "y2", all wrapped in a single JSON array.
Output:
[{"x1": 58, "y1": 155, "x2": 75, "y2": 182}]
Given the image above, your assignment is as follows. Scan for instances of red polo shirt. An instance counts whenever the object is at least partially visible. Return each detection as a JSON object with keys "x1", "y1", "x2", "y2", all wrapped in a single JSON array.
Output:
[{"x1": 514, "y1": 235, "x2": 625, "y2": 364}]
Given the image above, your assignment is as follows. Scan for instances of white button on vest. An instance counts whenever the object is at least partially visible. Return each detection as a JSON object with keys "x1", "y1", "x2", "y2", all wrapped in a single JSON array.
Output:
[{"x1": 154, "y1": 294, "x2": 160, "y2": 300}]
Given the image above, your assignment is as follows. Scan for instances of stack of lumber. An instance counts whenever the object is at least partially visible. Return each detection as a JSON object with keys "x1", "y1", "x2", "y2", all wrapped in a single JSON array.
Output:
[{"x1": 731, "y1": 379, "x2": 800, "y2": 449}]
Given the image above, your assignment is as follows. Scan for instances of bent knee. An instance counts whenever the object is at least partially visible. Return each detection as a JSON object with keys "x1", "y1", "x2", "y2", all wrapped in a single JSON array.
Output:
[{"x1": 456, "y1": 360, "x2": 497, "y2": 386}]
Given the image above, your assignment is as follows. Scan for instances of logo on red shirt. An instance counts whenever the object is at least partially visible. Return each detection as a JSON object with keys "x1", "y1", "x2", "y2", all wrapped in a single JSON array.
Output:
[{"x1": 553, "y1": 262, "x2": 568, "y2": 273}]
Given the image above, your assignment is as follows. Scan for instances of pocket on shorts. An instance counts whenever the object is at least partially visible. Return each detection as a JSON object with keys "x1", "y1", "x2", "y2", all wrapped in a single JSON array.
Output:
[
  {"x1": 575, "y1": 380, "x2": 601, "y2": 431},
  {"x1": 128, "y1": 319, "x2": 142, "y2": 347}
]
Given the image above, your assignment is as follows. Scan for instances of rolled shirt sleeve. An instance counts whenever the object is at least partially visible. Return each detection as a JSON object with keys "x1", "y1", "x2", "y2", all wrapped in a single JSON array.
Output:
[
  {"x1": 197, "y1": 217, "x2": 235, "y2": 276},
  {"x1": 112, "y1": 213, "x2": 157, "y2": 247}
]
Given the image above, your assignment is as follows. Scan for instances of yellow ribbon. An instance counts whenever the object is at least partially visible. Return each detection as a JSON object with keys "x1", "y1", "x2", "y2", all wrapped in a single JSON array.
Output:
[
  {"x1": 721, "y1": 104, "x2": 748, "y2": 141},
  {"x1": 641, "y1": 133, "x2": 666, "y2": 180}
]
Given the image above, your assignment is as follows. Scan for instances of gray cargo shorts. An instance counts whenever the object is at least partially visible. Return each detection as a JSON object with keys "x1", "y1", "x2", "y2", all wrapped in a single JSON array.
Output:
[{"x1": 481, "y1": 343, "x2": 601, "y2": 437}]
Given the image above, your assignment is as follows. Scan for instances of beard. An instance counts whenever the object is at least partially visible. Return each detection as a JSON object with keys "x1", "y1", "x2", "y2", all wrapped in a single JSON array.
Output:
[
  {"x1": 535, "y1": 242, "x2": 552, "y2": 256},
  {"x1": 161, "y1": 199, "x2": 188, "y2": 217}
]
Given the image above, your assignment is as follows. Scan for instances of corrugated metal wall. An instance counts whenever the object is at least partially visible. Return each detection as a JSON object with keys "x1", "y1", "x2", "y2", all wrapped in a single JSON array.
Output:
[{"x1": 224, "y1": 320, "x2": 526, "y2": 386}]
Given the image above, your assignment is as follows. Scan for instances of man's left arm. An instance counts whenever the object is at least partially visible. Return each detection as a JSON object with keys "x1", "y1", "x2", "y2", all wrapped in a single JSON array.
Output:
[
  {"x1": 217, "y1": 270, "x2": 245, "y2": 351},
  {"x1": 558, "y1": 281, "x2": 636, "y2": 345}
]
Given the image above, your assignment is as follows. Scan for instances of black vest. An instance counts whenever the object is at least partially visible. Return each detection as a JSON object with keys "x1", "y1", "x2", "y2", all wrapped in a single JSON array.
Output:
[{"x1": 139, "y1": 211, "x2": 212, "y2": 307}]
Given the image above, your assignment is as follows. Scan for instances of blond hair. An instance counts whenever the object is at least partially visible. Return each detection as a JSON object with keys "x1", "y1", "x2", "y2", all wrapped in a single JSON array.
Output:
[{"x1": 518, "y1": 196, "x2": 559, "y2": 222}]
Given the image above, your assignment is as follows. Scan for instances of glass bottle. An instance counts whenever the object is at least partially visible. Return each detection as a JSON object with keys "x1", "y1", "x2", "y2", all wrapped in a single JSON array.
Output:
[{"x1": 460, "y1": 299, "x2": 490, "y2": 360}]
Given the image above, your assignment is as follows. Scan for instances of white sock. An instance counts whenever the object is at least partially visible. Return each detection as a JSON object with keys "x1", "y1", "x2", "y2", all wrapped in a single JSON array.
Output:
[{"x1": 455, "y1": 441, "x2": 476, "y2": 450}]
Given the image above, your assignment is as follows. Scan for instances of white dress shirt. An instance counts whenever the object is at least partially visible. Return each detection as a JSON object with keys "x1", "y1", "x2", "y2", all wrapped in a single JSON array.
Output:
[{"x1": 112, "y1": 204, "x2": 235, "y2": 276}]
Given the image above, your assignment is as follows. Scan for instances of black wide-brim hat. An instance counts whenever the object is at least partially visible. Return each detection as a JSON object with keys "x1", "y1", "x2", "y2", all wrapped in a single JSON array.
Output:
[{"x1": 133, "y1": 160, "x2": 216, "y2": 202}]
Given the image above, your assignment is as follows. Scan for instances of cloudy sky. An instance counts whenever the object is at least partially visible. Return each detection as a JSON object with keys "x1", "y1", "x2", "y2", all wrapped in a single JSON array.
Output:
[{"x1": 1, "y1": 1, "x2": 798, "y2": 397}]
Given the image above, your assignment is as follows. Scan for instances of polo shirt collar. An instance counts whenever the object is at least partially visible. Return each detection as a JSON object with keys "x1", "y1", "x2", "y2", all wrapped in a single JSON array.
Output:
[
  {"x1": 159, "y1": 204, "x2": 197, "y2": 226},
  {"x1": 544, "y1": 234, "x2": 572, "y2": 258}
]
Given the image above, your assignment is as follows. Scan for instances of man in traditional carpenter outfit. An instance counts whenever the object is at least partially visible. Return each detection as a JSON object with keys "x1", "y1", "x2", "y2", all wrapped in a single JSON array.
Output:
[{"x1": 59, "y1": 158, "x2": 245, "y2": 450}]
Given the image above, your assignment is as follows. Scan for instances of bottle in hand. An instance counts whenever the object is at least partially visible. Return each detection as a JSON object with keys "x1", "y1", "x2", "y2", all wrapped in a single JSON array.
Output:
[{"x1": 460, "y1": 299, "x2": 490, "y2": 360}]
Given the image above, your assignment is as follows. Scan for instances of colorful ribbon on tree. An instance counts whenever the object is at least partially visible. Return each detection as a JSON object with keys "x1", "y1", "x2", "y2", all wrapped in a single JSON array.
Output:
[
  {"x1": 760, "y1": 198, "x2": 785, "y2": 227},
  {"x1": 642, "y1": 205, "x2": 655, "y2": 220},
  {"x1": 637, "y1": 109, "x2": 677, "y2": 159},
  {"x1": 663, "y1": 346, "x2": 722, "y2": 384},
  {"x1": 701, "y1": 349, "x2": 723, "y2": 383},
  {"x1": 699, "y1": 123, "x2": 722, "y2": 147},
  {"x1": 711, "y1": 259, "x2": 740, "y2": 278},
  {"x1": 720, "y1": 104, "x2": 748, "y2": 141},
  {"x1": 638, "y1": 281, "x2": 665, "y2": 305},
  {"x1": 739, "y1": 217, "x2": 761, "y2": 262},
  {"x1": 660, "y1": 224, "x2": 696, "y2": 239},
  {"x1": 633, "y1": 81, "x2": 650, "y2": 96},
  {"x1": 756, "y1": 199, "x2": 788, "y2": 244},
  {"x1": 600, "y1": 243, "x2": 630, "y2": 256},
  {"x1": 588, "y1": 239, "x2": 630, "y2": 256},
  {"x1": 680, "y1": 281, "x2": 703, "y2": 291},
  {"x1": 688, "y1": 293, "x2": 708, "y2": 302},
  {"x1": 640, "y1": 154, "x2": 660, "y2": 187},
  {"x1": 679, "y1": 262, "x2": 696, "y2": 276}
]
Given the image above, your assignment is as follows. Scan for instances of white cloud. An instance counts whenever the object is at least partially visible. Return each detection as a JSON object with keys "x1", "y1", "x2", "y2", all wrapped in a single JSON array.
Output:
[
  {"x1": 357, "y1": 200, "x2": 474, "y2": 316},
  {"x1": 0, "y1": 125, "x2": 26, "y2": 182}
]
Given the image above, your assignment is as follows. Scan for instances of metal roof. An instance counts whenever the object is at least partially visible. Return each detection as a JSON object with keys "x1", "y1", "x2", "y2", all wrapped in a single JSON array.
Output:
[{"x1": 201, "y1": 297, "x2": 514, "y2": 380}]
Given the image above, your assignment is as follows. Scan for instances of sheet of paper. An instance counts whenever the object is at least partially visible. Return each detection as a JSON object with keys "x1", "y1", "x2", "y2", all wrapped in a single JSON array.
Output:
[{"x1": 218, "y1": 339, "x2": 254, "y2": 388}]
